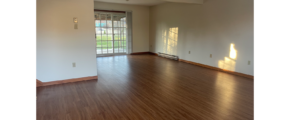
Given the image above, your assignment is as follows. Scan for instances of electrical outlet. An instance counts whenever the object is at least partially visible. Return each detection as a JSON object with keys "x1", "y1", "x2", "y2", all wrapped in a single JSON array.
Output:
[
  {"x1": 248, "y1": 61, "x2": 250, "y2": 65},
  {"x1": 210, "y1": 54, "x2": 212, "y2": 58},
  {"x1": 189, "y1": 51, "x2": 191, "y2": 54},
  {"x1": 72, "y1": 62, "x2": 76, "y2": 67}
]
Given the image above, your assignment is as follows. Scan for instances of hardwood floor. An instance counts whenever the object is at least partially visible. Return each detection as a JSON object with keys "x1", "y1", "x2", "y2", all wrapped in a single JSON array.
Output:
[{"x1": 37, "y1": 54, "x2": 253, "y2": 120}]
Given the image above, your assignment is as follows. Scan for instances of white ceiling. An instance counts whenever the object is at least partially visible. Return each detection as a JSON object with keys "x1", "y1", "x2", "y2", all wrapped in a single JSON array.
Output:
[{"x1": 94, "y1": 0, "x2": 203, "y2": 6}]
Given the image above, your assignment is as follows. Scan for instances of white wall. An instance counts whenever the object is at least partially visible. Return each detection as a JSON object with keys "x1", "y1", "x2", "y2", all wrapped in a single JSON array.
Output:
[
  {"x1": 94, "y1": 1, "x2": 150, "y2": 53},
  {"x1": 150, "y1": 0, "x2": 253, "y2": 75},
  {"x1": 37, "y1": 0, "x2": 98, "y2": 82}
]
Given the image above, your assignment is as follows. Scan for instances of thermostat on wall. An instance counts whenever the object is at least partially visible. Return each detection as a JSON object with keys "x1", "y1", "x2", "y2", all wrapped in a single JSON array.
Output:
[
  {"x1": 73, "y1": 17, "x2": 78, "y2": 29},
  {"x1": 73, "y1": 17, "x2": 78, "y2": 23}
]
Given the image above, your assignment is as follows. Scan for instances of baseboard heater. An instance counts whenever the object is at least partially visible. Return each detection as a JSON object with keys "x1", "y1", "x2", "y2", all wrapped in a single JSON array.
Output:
[{"x1": 157, "y1": 52, "x2": 179, "y2": 61}]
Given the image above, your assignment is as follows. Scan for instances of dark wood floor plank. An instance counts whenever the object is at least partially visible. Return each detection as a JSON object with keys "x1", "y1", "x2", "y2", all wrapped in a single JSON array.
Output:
[{"x1": 37, "y1": 54, "x2": 253, "y2": 120}]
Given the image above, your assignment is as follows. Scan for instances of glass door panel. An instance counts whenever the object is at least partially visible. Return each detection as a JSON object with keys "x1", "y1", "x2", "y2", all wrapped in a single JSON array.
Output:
[{"x1": 95, "y1": 12, "x2": 127, "y2": 55}]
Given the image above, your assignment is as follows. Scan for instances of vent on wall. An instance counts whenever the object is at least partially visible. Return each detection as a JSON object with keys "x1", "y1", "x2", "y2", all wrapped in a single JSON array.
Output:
[{"x1": 158, "y1": 52, "x2": 179, "y2": 61}]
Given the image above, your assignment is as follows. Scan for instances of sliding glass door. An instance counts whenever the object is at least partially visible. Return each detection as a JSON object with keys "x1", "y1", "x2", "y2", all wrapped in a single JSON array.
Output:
[{"x1": 95, "y1": 12, "x2": 127, "y2": 55}]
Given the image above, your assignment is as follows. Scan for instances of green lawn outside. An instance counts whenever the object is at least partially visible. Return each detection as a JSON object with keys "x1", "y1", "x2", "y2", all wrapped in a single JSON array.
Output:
[
  {"x1": 96, "y1": 35, "x2": 126, "y2": 41},
  {"x1": 96, "y1": 35, "x2": 126, "y2": 48}
]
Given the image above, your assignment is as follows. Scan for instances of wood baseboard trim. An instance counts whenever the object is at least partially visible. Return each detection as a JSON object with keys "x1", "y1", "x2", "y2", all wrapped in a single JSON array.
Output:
[
  {"x1": 149, "y1": 52, "x2": 158, "y2": 55},
  {"x1": 130, "y1": 52, "x2": 158, "y2": 55},
  {"x1": 130, "y1": 52, "x2": 151, "y2": 55},
  {"x1": 37, "y1": 79, "x2": 43, "y2": 87},
  {"x1": 37, "y1": 76, "x2": 98, "y2": 87},
  {"x1": 179, "y1": 59, "x2": 254, "y2": 79}
]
